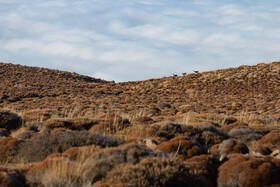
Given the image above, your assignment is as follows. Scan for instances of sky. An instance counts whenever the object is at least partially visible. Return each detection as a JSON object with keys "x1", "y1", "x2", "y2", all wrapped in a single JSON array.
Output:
[{"x1": 0, "y1": 0, "x2": 280, "y2": 82}]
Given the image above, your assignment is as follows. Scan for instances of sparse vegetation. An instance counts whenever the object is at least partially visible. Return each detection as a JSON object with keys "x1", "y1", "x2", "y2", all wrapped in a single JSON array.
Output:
[{"x1": 0, "y1": 61, "x2": 280, "y2": 186}]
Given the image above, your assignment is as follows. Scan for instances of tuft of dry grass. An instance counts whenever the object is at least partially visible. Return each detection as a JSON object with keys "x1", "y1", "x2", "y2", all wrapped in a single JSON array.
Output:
[
  {"x1": 27, "y1": 154, "x2": 93, "y2": 186},
  {"x1": 10, "y1": 127, "x2": 29, "y2": 138}
]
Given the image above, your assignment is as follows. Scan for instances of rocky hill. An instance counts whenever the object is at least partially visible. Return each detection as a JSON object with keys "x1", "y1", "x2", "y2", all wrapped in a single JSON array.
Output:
[{"x1": 0, "y1": 61, "x2": 280, "y2": 186}]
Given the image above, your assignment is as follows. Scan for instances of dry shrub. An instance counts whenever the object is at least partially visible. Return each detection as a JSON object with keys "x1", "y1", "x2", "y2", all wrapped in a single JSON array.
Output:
[
  {"x1": 182, "y1": 113, "x2": 236, "y2": 126},
  {"x1": 126, "y1": 126, "x2": 157, "y2": 140},
  {"x1": 125, "y1": 138, "x2": 161, "y2": 150},
  {"x1": 188, "y1": 124, "x2": 229, "y2": 147},
  {"x1": 209, "y1": 144, "x2": 220, "y2": 158},
  {"x1": 89, "y1": 122, "x2": 112, "y2": 134},
  {"x1": 256, "y1": 130, "x2": 280, "y2": 150},
  {"x1": 184, "y1": 155, "x2": 221, "y2": 186},
  {"x1": 0, "y1": 166, "x2": 27, "y2": 187},
  {"x1": 88, "y1": 144, "x2": 166, "y2": 182},
  {"x1": 89, "y1": 121, "x2": 129, "y2": 135},
  {"x1": 62, "y1": 145, "x2": 101, "y2": 160},
  {"x1": 16, "y1": 130, "x2": 38, "y2": 140},
  {"x1": 98, "y1": 114, "x2": 130, "y2": 125},
  {"x1": 43, "y1": 117, "x2": 97, "y2": 130},
  {"x1": 92, "y1": 181, "x2": 134, "y2": 187},
  {"x1": 250, "y1": 144, "x2": 272, "y2": 155},
  {"x1": 0, "y1": 128, "x2": 10, "y2": 137},
  {"x1": 0, "y1": 110, "x2": 21, "y2": 130},
  {"x1": 70, "y1": 117, "x2": 98, "y2": 130},
  {"x1": 105, "y1": 157, "x2": 208, "y2": 187},
  {"x1": 151, "y1": 121, "x2": 186, "y2": 138},
  {"x1": 152, "y1": 121, "x2": 229, "y2": 147},
  {"x1": 26, "y1": 155, "x2": 93, "y2": 187},
  {"x1": 271, "y1": 149, "x2": 280, "y2": 159},
  {"x1": 140, "y1": 138, "x2": 159, "y2": 149},
  {"x1": 200, "y1": 129, "x2": 228, "y2": 148},
  {"x1": 155, "y1": 136, "x2": 207, "y2": 158},
  {"x1": 131, "y1": 116, "x2": 153, "y2": 124},
  {"x1": 222, "y1": 117, "x2": 237, "y2": 125},
  {"x1": 15, "y1": 130, "x2": 123, "y2": 162},
  {"x1": 0, "y1": 137, "x2": 23, "y2": 163},
  {"x1": 217, "y1": 154, "x2": 280, "y2": 187},
  {"x1": 43, "y1": 118, "x2": 72, "y2": 129},
  {"x1": 27, "y1": 144, "x2": 164, "y2": 186},
  {"x1": 21, "y1": 108, "x2": 60, "y2": 122},
  {"x1": 221, "y1": 122, "x2": 249, "y2": 132},
  {"x1": 228, "y1": 128, "x2": 263, "y2": 146},
  {"x1": 216, "y1": 139, "x2": 249, "y2": 161}
]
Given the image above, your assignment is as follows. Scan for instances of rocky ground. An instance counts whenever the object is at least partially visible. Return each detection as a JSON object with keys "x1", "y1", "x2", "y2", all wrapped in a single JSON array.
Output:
[{"x1": 0, "y1": 61, "x2": 280, "y2": 186}]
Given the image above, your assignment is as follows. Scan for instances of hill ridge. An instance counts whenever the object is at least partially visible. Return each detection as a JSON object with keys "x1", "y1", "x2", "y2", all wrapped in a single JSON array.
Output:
[{"x1": 0, "y1": 61, "x2": 279, "y2": 116}]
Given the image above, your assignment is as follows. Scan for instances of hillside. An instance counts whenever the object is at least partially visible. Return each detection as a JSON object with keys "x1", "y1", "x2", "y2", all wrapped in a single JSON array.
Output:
[
  {"x1": 0, "y1": 61, "x2": 280, "y2": 186},
  {"x1": 1, "y1": 61, "x2": 279, "y2": 116}
]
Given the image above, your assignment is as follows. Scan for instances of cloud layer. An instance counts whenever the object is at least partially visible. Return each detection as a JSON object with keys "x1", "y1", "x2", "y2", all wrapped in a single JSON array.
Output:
[{"x1": 1, "y1": 0, "x2": 280, "y2": 82}]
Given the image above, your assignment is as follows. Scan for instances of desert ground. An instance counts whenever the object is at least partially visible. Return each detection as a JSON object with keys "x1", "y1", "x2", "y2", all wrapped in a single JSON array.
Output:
[{"x1": 0, "y1": 61, "x2": 280, "y2": 186}]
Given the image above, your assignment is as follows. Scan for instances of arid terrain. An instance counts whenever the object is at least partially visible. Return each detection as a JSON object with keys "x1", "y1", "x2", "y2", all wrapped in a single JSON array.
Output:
[{"x1": 0, "y1": 61, "x2": 280, "y2": 186}]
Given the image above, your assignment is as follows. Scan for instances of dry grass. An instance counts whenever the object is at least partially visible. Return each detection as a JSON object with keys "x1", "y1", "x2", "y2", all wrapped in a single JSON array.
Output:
[
  {"x1": 4, "y1": 162, "x2": 37, "y2": 176},
  {"x1": 26, "y1": 146, "x2": 99, "y2": 186},
  {"x1": 176, "y1": 112, "x2": 280, "y2": 132},
  {"x1": 176, "y1": 112, "x2": 233, "y2": 127},
  {"x1": 10, "y1": 127, "x2": 29, "y2": 138}
]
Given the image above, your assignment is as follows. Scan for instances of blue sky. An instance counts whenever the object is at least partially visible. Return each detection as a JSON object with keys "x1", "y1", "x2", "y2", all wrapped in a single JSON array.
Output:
[{"x1": 1, "y1": 0, "x2": 280, "y2": 82}]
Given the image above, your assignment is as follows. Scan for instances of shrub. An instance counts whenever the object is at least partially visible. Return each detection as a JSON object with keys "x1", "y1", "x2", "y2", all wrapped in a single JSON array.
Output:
[
  {"x1": 16, "y1": 131, "x2": 38, "y2": 140},
  {"x1": 221, "y1": 122, "x2": 249, "y2": 132},
  {"x1": 152, "y1": 122, "x2": 229, "y2": 147},
  {"x1": 0, "y1": 128, "x2": 10, "y2": 137},
  {"x1": 88, "y1": 144, "x2": 166, "y2": 182},
  {"x1": 228, "y1": 128, "x2": 263, "y2": 146},
  {"x1": 217, "y1": 139, "x2": 249, "y2": 161},
  {"x1": 105, "y1": 157, "x2": 208, "y2": 187},
  {"x1": 21, "y1": 108, "x2": 61, "y2": 122},
  {"x1": 27, "y1": 144, "x2": 165, "y2": 186},
  {"x1": 126, "y1": 126, "x2": 157, "y2": 140},
  {"x1": 0, "y1": 110, "x2": 21, "y2": 130},
  {"x1": 0, "y1": 137, "x2": 23, "y2": 163},
  {"x1": 43, "y1": 117, "x2": 97, "y2": 130},
  {"x1": 155, "y1": 136, "x2": 207, "y2": 158},
  {"x1": 0, "y1": 167, "x2": 27, "y2": 187},
  {"x1": 250, "y1": 144, "x2": 272, "y2": 155},
  {"x1": 256, "y1": 130, "x2": 280, "y2": 150},
  {"x1": 184, "y1": 155, "x2": 221, "y2": 186},
  {"x1": 217, "y1": 154, "x2": 280, "y2": 187},
  {"x1": 16, "y1": 130, "x2": 124, "y2": 162}
]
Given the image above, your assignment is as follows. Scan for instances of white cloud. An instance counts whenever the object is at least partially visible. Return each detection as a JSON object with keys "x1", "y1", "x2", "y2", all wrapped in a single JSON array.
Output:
[
  {"x1": 219, "y1": 4, "x2": 246, "y2": 16},
  {"x1": 203, "y1": 33, "x2": 245, "y2": 47}
]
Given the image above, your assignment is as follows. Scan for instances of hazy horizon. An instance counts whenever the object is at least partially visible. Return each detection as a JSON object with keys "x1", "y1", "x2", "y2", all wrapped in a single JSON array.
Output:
[{"x1": 1, "y1": 0, "x2": 280, "y2": 82}]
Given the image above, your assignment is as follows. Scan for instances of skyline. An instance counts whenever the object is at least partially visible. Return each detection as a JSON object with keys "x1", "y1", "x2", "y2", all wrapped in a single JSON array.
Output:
[{"x1": 1, "y1": 0, "x2": 280, "y2": 82}]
